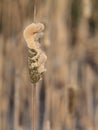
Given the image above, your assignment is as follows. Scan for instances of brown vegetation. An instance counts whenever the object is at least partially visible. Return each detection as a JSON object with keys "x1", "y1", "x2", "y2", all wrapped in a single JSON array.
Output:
[{"x1": 0, "y1": 0, "x2": 98, "y2": 130}]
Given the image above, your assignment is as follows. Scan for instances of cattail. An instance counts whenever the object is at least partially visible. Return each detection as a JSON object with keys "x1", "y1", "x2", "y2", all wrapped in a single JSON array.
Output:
[
  {"x1": 23, "y1": 22, "x2": 47, "y2": 130},
  {"x1": 23, "y1": 23, "x2": 47, "y2": 83},
  {"x1": 68, "y1": 85, "x2": 78, "y2": 116}
]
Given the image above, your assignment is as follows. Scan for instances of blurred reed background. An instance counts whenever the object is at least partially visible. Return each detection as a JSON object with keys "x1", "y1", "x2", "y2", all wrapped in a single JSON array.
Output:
[{"x1": 0, "y1": 0, "x2": 98, "y2": 130}]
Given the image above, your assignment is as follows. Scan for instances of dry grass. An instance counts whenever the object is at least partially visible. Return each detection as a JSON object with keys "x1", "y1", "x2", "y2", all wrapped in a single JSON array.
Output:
[{"x1": 0, "y1": 0, "x2": 98, "y2": 130}]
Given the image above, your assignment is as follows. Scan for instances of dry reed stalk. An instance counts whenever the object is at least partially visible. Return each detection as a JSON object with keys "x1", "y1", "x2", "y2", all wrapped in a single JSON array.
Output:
[
  {"x1": 14, "y1": 71, "x2": 20, "y2": 130},
  {"x1": 23, "y1": 23, "x2": 47, "y2": 130},
  {"x1": 49, "y1": 0, "x2": 70, "y2": 129},
  {"x1": 85, "y1": 65, "x2": 94, "y2": 130},
  {"x1": 68, "y1": 85, "x2": 77, "y2": 116},
  {"x1": 33, "y1": 84, "x2": 37, "y2": 130},
  {"x1": 0, "y1": 36, "x2": 3, "y2": 130},
  {"x1": 43, "y1": 120, "x2": 50, "y2": 130},
  {"x1": 67, "y1": 85, "x2": 78, "y2": 130}
]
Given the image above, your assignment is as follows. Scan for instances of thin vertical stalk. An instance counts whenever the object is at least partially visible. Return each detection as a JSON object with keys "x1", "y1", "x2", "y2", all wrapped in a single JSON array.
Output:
[
  {"x1": 14, "y1": 71, "x2": 20, "y2": 130},
  {"x1": 33, "y1": 0, "x2": 38, "y2": 22},
  {"x1": 33, "y1": 84, "x2": 37, "y2": 130}
]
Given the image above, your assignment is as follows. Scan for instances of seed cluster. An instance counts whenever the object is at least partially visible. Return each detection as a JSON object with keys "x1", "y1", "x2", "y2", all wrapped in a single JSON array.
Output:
[{"x1": 23, "y1": 23, "x2": 47, "y2": 83}]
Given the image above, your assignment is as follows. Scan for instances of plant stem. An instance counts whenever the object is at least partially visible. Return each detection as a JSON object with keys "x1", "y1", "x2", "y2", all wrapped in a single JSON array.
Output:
[
  {"x1": 33, "y1": 84, "x2": 37, "y2": 130},
  {"x1": 33, "y1": 0, "x2": 38, "y2": 22}
]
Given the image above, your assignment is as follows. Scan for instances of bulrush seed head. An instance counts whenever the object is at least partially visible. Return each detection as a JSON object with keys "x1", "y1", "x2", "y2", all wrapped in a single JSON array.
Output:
[{"x1": 23, "y1": 23, "x2": 47, "y2": 83}]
